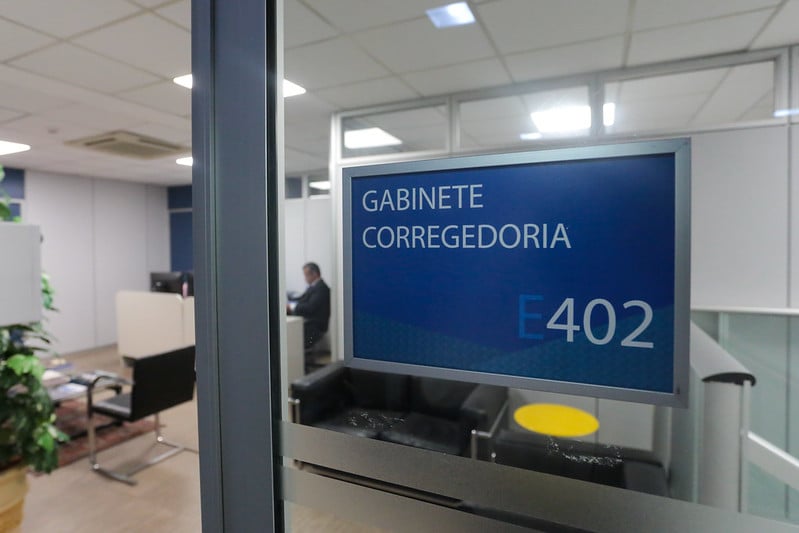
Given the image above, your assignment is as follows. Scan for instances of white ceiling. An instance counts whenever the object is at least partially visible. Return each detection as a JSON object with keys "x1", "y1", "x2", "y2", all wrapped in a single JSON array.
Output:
[{"x1": 0, "y1": 0, "x2": 796, "y2": 185}]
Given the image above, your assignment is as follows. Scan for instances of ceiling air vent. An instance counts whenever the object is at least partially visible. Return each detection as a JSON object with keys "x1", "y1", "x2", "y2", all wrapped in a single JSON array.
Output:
[{"x1": 66, "y1": 131, "x2": 187, "y2": 160}]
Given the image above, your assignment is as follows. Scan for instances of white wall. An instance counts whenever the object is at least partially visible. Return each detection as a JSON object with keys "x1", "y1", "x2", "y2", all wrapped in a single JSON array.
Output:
[
  {"x1": 691, "y1": 125, "x2": 790, "y2": 308},
  {"x1": 24, "y1": 170, "x2": 170, "y2": 355},
  {"x1": 285, "y1": 196, "x2": 333, "y2": 294}
]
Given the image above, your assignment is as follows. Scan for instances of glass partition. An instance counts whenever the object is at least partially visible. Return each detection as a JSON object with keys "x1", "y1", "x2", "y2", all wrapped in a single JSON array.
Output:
[
  {"x1": 693, "y1": 310, "x2": 799, "y2": 525},
  {"x1": 341, "y1": 105, "x2": 448, "y2": 159},
  {"x1": 605, "y1": 61, "x2": 776, "y2": 135},
  {"x1": 459, "y1": 85, "x2": 591, "y2": 149}
]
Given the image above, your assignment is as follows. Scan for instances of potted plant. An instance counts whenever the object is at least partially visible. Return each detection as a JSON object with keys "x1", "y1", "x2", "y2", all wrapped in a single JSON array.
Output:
[{"x1": 0, "y1": 166, "x2": 65, "y2": 531}]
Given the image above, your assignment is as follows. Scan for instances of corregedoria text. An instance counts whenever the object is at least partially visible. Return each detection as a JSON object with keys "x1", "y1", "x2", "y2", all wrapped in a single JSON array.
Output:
[{"x1": 360, "y1": 183, "x2": 572, "y2": 251}]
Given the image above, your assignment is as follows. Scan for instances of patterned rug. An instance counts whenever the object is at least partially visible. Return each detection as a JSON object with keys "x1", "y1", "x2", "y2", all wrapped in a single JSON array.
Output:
[{"x1": 54, "y1": 400, "x2": 156, "y2": 468}]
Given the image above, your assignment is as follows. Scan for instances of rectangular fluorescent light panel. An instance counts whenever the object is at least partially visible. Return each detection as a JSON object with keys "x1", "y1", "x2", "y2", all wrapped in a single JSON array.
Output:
[
  {"x1": 427, "y1": 2, "x2": 475, "y2": 28},
  {"x1": 309, "y1": 180, "x2": 331, "y2": 191},
  {"x1": 0, "y1": 140, "x2": 31, "y2": 156},
  {"x1": 173, "y1": 74, "x2": 193, "y2": 89},
  {"x1": 176, "y1": 156, "x2": 193, "y2": 166},
  {"x1": 519, "y1": 132, "x2": 543, "y2": 141},
  {"x1": 531, "y1": 106, "x2": 592, "y2": 133},
  {"x1": 603, "y1": 103, "x2": 616, "y2": 127},
  {"x1": 283, "y1": 79, "x2": 306, "y2": 97},
  {"x1": 344, "y1": 128, "x2": 402, "y2": 149},
  {"x1": 774, "y1": 108, "x2": 799, "y2": 118},
  {"x1": 172, "y1": 74, "x2": 306, "y2": 98}
]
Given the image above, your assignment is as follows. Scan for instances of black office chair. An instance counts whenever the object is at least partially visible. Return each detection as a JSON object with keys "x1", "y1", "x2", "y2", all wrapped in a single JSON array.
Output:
[{"x1": 87, "y1": 346, "x2": 196, "y2": 485}]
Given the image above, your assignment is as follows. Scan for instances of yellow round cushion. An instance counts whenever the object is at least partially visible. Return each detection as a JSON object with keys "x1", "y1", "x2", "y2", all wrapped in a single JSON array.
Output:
[{"x1": 513, "y1": 403, "x2": 599, "y2": 438}]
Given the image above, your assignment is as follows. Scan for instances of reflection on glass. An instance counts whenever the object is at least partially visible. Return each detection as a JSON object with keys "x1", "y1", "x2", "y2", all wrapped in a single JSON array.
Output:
[
  {"x1": 308, "y1": 176, "x2": 331, "y2": 197},
  {"x1": 459, "y1": 86, "x2": 590, "y2": 149},
  {"x1": 341, "y1": 105, "x2": 448, "y2": 159},
  {"x1": 605, "y1": 62, "x2": 775, "y2": 135}
]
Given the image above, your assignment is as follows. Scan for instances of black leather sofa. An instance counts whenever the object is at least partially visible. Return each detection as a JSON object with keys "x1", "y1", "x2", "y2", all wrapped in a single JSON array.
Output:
[
  {"x1": 289, "y1": 361, "x2": 507, "y2": 458},
  {"x1": 491, "y1": 429, "x2": 669, "y2": 496}
]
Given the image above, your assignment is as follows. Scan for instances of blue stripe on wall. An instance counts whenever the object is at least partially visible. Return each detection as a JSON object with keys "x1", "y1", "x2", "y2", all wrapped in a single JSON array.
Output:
[
  {"x1": 168, "y1": 185, "x2": 192, "y2": 209},
  {"x1": 1, "y1": 167, "x2": 24, "y2": 199},
  {"x1": 170, "y1": 211, "x2": 193, "y2": 272}
]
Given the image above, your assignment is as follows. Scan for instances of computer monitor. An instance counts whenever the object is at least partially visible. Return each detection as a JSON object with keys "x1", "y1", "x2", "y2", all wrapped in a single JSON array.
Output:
[{"x1": 150, "y1": 272, "x2": 194, "y2": 297}]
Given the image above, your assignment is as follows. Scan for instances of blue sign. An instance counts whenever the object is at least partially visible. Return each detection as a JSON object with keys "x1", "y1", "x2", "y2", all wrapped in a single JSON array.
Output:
[{"x1": 343, "y1": 140, "x2": 690, "y2": 406}]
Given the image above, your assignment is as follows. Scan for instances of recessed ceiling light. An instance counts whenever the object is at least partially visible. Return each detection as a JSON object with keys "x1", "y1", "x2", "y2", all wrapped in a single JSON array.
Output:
[
  {"x1": 519, "y1": 132, "x2": 543, "y2": 141},
  {"x1": 173, "y1": 74, "x2": 306, "y2": 98},
  {"x1": 531, "y1": 106, "x2": 592, "y2": 134},
  {"x1": 176, "y1": 156, "x2": 193, "y2": 166},
  {"x1": 173, "y1": 74, "x2": 193, "y2": 89},
  {"x1": 309, "y1": 180, "x2": 331, "y2": 191},
  {"x1": 603, "y1": 102, "x2": 616, "y2": 127},
  {"x1": 426, "y1": 2, "x2": 475, "y2": 28},
  {"x1": 0, "y1": 140, "x2": 31, "y2": 156},
  {"x1": 774, "y1": 108, "x2": 799, "y2": 118},
  {"x1": 344, "y1": 127, "x2": 402, "y2": 149},
  {"x1": 283, "y1": 79, "x2": 306, "y2": 98}
]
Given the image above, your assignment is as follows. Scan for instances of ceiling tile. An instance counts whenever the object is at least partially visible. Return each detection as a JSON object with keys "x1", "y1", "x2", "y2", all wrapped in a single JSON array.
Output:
[
  {"x1": 633, "y1": 0, "x2": 779, "y2": 31},
  {"x1": 460, "y1": 95, "x2": 527, "y2": 122},
  {"x1": 505, "y1": 36, "x2": 624, "y2": 83},
  {"x1": 285, "y1": 117, "x2": 331, "y2": 144},
  {"x1": 74, "y1": 13, "x2": 190, "y2": 78},
  {"x1": 402, "y1": 58, "x2": 511, "y2": 96},
  {"x1": 609, "y1": 95, "x2": 707, "y2": 133},
  {"x1": 353, "y1": 18, "x2": 495, "y2": 73},
  {"x1": 0, "y1": 81, "x2": 76, "y2": 113},
  {"x1": 127, "y1": 120, "x2": 191, "y2": 144},
  {"x1": 0, "y1": 108, "x2": 25, "y2": 123},
  {"x1": 628, "y1": 11, "x2": 772, "y2": 66},
  {"x1": 0, "y1": 0, "x2": 139, "y2": 38},
  {"x1": 752, "y1": 0, "x2": 799, "y2": 49},
  {"x1": 692, "y1": 62, "x2": 774, "y2": 126},
  {"x1": 44, "y1": 104, "x2": 146, "y2": 131},
  {"x1": 285, "y1": 37, "x2": 389, "y2": 90},
  {"x1": 285, "y1": 93, "x2": 337, "y2": 123},
  {"x1": 117, "y1": 82, "x2": 190, "y2": 116},
  {"x1": 316, "y1": 77, "x2": 418, "y2": 109},
  {"x1": 129, "y1": 0, "x2": 173, "y2": 7},
  {"x1": 303, "y1": 0, "x2": 442, "y2": 33},
  {"x1": 156, "y1": 0, "x2": 190, "y2": 30},
  {"x1": 0, "y1": 115, "x2": 99, "y2": 143},
  {"x1": 0, "y1": 19, "x2": 54, "y2": 61},
  {"x1": 477, "y1": 0, "x2": 629, "y2": 55},
  {"x1": 10, "y1": 43, "x2": 160, "y2": 94},
  {"x1": 285, "y1": 0, "x2": 338, "y2": 48},
  {"x1": 613, "y1": 68, "x2": 727, "y2": 103}
]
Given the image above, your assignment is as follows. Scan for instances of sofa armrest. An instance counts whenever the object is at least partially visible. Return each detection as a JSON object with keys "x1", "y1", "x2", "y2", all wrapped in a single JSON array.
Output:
[
  {"x1": 460, "y1": 384, "x2": 507, "y2": 432},
  {"x1": 289, "y1": 361, "x2": 348, "y2": 425}
]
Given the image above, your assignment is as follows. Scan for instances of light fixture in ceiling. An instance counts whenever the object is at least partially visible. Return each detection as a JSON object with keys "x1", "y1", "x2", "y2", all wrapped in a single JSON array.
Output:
[
  {"x1": 0, "y1": 140, "x2": 31, "y2": 156},
  {"x1": 531, "y1": 105, "x2": 592, "y2": 134},
  {"x1": 603, "y1": 103, "x2": 616, "y2": 127},
  {"x1": 309, "y1": 180, "x2": 331, "y2": 191},
  {"x1": 283, "y1": 79, "x2": 306, "y2": 97},
  {"x1": 519, "y1": 132, "x2": 543, "y2": 141},
  {"x1": 173, "y1": 74, "x2": 193, "y2": 89},
  {"x1": 426, "y1": 2, "x2": 475, "y2": 28},
  {"x1": 172, "y1": 74, "x2": 306, "y2": 98},
  {"x1": 344, "y1": 127, "x2": 402, "y2": 149},
  {"x1": 176, "y1": 156, "x2": 193, "y2": 166},
  {"x1": 774, "y1": 108, "x2": 799, "y2": 118}
]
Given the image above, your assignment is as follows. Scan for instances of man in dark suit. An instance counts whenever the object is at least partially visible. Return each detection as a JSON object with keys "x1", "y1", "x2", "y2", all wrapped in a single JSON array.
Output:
[{"x1": 287, "y1": 262, "x2": 330, "y2": 348}]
